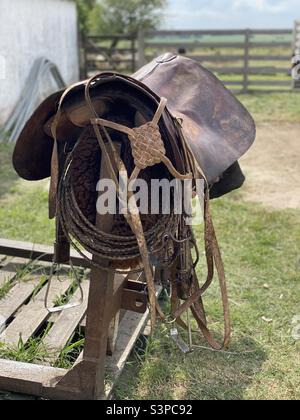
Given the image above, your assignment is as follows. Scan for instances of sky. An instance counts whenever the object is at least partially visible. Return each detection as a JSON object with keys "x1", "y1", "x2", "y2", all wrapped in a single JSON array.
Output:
[{"x1": 164, "y1": 0, "x2": 298, "y2": 29}]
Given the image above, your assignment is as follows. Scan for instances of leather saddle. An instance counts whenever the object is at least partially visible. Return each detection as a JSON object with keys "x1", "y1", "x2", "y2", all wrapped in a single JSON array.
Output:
[
  {"x1": 12, "y1": 54, "x2": 256, "y2": 348},
  {"x1": 13, "y1": 53, "x2": 255, "y2": 198}
]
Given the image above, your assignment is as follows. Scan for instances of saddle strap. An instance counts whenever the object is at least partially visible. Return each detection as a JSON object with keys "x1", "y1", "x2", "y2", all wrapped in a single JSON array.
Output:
[{"x1": 171, "y1": 123, "x2": 231, "y2": 350}]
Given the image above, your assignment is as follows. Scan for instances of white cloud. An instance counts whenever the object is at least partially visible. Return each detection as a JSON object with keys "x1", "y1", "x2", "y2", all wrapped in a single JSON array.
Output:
[
  {"x1": 232, "y1": 0, "x2": 287, "y2": 13},
  {"x1": 165, "y1": 0, "x2": 297, "y2": 29}
]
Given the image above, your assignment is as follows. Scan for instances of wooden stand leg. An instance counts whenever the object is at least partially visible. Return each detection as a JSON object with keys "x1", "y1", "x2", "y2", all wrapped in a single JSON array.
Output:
[
  {"x1": 82, "y1": 267, "x2": 115, "y2": 399},
  {"x1": 50, "y1": 143, "x2": 122, "y2": 400}
]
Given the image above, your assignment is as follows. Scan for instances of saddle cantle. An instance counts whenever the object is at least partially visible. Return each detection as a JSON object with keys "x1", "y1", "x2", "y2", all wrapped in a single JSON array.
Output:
[{"x1": 13, "y1": 53, "x2": 255, "y2": 198}]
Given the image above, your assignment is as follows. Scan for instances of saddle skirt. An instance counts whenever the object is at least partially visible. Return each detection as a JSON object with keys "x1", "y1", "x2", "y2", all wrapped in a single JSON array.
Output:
[{"x1": 13, "y1": 53, "x2": 255, "y2": 199}]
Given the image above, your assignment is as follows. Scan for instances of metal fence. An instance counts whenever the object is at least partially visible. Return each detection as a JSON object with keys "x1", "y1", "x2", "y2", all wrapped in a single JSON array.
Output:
[{"x1": 83, "y1": 28, "x2": 297, "y2": 94}]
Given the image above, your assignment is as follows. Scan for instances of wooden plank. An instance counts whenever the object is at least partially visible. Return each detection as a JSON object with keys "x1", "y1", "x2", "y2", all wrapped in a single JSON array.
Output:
[
  {"x1": 147, "y1": 29, "x2": 248, "y2": 36},
  {"x1": 105, "y1": 311, "x2": 149, "y2": 397},
  {"x1": 146, "y1": 41, "x2": 291, "y2": 49},
  {"x1": 248, "y1": 80, "x2": 291, "y2": 86},
  {"x1": 243, "y1": 29, "x2": 250, "y2": 93},
  {"x1": 0, "y1": 257, "x2": 28, "y2": 288},
  {"x1": 0, "y1": 278, "x2": 72, "y2": 346},
  {"x1": 87, "y1": 35, "x2": 135, "y2": 40},
  {"x1": 249, "y1": 55, "x2": 291, "y2": 61},
  {"x1": 146, "y1": 29, "x2": 291, "y2": 37},
  {"x1": 145, "y1": 54, "x2": 246, "y2": 62},
  {"x1": 211, "y1": 67, "x2": 289, "y2": 75},
  {"x1": 0, "y1": 279, "x2": 41, "y2": 330},
  {"x1": 187, "y1": 55, "x2": 245, "y2": 62},
  {"x1": 246, "y1": 89, "x2": 292, "y2": 94},
  {"x1": 145, "y1": 42, "x2": 246, "y2": 49},
  {"x1": 85, "y1": 47, "x2": 136, "y2": 54},
  {"x1": 43, "y1": 281, "x2": 90, "y2": 360},
  {"x1": 0, "y1": 238, "x2": 89, "y2": 268},
  {"x1": 0, "y1": 359, "x2": 66, "y2": 397},
  {"x1": 223, "y1": 81, "x2": 244, "y2": 85},
  {"x1": 250, "y1": 42, "x2": 292, "y2": 48},
  {"x1": 105, "y1": 286, "x2": 162, "y2": 399},
  {"x1": 249, "y1": 29, "x2": 292, "y2": 35},
  {"x1": 0, "y1": 255, "x2": 8, "y2": 266}
]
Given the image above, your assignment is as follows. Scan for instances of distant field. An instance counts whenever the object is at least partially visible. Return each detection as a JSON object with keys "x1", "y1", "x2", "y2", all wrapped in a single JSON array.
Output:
[{"x1": 148, "y1": 33, "x2": 293, "y2": 43}]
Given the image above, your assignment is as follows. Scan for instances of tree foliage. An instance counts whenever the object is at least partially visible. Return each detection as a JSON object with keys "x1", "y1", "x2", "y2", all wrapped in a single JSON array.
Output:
[
  {"x1": 75, "y1": 0, "x2": 98, "y2": 33},
  {"x1": 76, "y1": 0, "x2": 167, "y2": 35}
]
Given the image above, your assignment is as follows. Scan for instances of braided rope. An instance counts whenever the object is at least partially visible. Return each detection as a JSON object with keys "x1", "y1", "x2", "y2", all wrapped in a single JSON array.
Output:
[{"x1": 57, "y1": 136, "x2": 179, "y2": 273}]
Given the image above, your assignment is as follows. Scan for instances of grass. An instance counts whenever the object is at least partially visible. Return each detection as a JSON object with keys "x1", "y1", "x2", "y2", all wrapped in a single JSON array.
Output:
[
  {"x1": 0, "y1": 194, "x2": 299, "y2": 399},
  {"x1": 238, "y1": 93, "x2": 300, "y2": 124},
  {"x1": 0, "y1": 279, "x2": 14, "y2": 300},
  {"x1": 114, "y1": 196, "x2": 300, "y2": 400},
  {"x1": 0, "y1": 142, "x2": 54, "y2": 244},
  {"x1": 0, "y1": 99, "x2": 300, "y2": 399},
  {"x1": 0, "y1": 329, "x2": 85, "y2": 370},
  {"x1": 0, "y1": 260, "x2": 86, "y2": 370}
]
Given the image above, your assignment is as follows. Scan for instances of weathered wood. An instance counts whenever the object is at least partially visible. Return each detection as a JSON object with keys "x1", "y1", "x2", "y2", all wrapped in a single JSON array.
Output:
[
  {"x1": 138, "y1": 28, "x2": 146, "y2": 68},
  {"x1": 105, "y1": 285, "x2": 162, "y2": 398},
  {"x1": 84, "y1": 27, "x2": 293, "y2": 93},
  {"x1": 0, "y1": 359, "x2": 66, "y2": 397},
  {"x1": 248, "y1": 80, "x2": 291, "y2": 86},
  {"x1": 0, "y1": 249, "x2": 152, "y2": 400},
  {"x1": 0, "y1": 238, "x2": 89, "y2": 268},
  {"x1": 0, "y1": 279, "x2": 40, "y2": 330},
  {"x1": 0, "y1": 278, "x2": 72, "y2": 346},
  {"x1": 42, "y1": 281, "x2": 90, "y2": 362},
  {"x1": 250, "y1": 42, "x2": 291, "y2": 48},
  {"x1": 244, "y1": 89, "x2": 294, "y2": 94},
  {"x1": 0, "y1": 257, "x2": 30, "y2": 288},
  {"x1": 145, "y1": 42, "x2": 246, "y2": 49},
  {"x1": 0, "y1": 255, "x2": 8, "y2": 266},
  {"x1": 243, "y1": 29, "x2": 250, "y2": 93},
  {"x1": 249, "y1": 55, "x2": 291, "y2": 61},
  {"x1": 146, "y1": 29, "x2": 291, "y2": 37}
]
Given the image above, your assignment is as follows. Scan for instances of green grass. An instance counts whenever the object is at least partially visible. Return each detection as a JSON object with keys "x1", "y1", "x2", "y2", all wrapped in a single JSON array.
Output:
[
  {"x1": 0, "y1": 194, "x2": 299, "y2": 399},
  {"x1": 0, "y1": 142, "x2": 19, "y2": 198},
  {"x1": 0, "y1": 143, "x2": 54, "y2": 244},
  {"x1": 0, "y1": 329, "x2": 85, "y2": 370},
  {"x1": 0, "y1": 111, "x2": 300, "y2": 399},
  {"x1": 238, "y1": 93, "x2": 300, "y2": 124},
  {"x1": 0, "y1": 279, "x2": 15, "y2": 300},
  {"x1": 114, "y1": 196, "x2": 300, "y2": 400}
]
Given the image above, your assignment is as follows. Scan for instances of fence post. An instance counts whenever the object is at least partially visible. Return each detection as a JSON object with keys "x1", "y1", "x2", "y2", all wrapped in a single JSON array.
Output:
[
  {"x1": 80, "y1": 33, "x2": 88, "y2": 80},
  {"x1": 131, "y1": 36, "x2": 136, "y2": 72},
  {"x1": 243, "y1": 29, "x2": 250, "y2": 93},
  {"x1": 292, "y1": 20, "x2": 300, "y2": 90},
  {"x1": 137, "y1": 28, "x2": 146, "y2": 69}
]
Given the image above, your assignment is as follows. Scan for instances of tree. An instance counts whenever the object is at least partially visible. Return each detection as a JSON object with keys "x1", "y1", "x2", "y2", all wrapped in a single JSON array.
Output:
[
  {"x1": 87, "y1": 0, "x2": 167, "y2": 35},
  {"x1": 75, "y1": 0, "x2": 98, "y2": 33}
]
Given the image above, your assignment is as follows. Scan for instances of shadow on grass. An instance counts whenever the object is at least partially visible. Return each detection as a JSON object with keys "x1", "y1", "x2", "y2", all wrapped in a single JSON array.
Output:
[{"x1": 114, "y1": 331, "x2": 267, "y2": 400}]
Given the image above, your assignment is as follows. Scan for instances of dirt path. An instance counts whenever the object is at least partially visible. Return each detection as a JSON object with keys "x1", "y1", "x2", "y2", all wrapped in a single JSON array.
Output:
[{"x1": 240, "y1": 123, "x2": 300, "y2": 210}]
